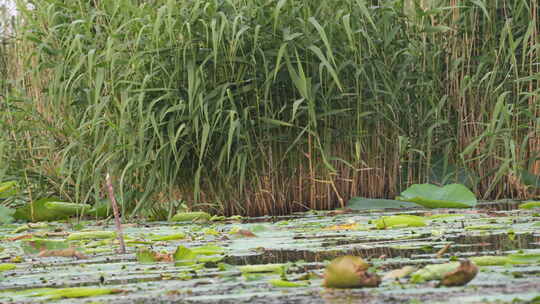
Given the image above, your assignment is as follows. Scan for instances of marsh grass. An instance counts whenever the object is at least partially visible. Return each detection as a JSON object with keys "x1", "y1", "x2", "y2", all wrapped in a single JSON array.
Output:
[{"x1": 1, "y1": 0, "x2": 539, "y2": 216}]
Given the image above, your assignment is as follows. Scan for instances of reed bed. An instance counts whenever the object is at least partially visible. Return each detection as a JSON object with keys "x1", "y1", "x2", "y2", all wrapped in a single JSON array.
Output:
[{"x1": 1, "y1": 0, "x2": 539, "y2": 216}]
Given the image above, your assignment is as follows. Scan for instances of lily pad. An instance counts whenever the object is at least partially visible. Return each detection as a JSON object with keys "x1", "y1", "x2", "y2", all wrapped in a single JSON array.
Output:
[
  {"x1": 239, "y1": 264, "x2": 286, "y2": 274},
  {"x1": 172, "y1": 246, "x2": 196, "y2": 263},
  {"x1": 136, "y1": 248, "x2": 172, "y2": 263},
  {"x1": 372, "y1": 215, "x2": 427, "y2": 229},
  {"x1": 410, "y1": 262, "x2": 460, "y2": 283},
  {"x1": 171, "y1": 211, "x2": 211, "y2": 222},
  {"x1": 347, "y1": 197, "x2": 422, "y2": 210},
  {"x1": 396, "y1": 184, "x2": 477, "y2": 208},
  {"x1": 13, "y1": 198, "x2": 92, "y2": 222},
  {"x1": 67, "y1": 231, "x2": 116, "y2": 240},
  {"x1": 465, "y1": 225, "x2": 502, "y2": 230},
  {"x1": 172, "y1": 245, "x2": 225, "y2": 266},
  {"x1": 269, "y1": 279, "x2": 309, "y2": 288},
  {"x1": 29, "y1": 287, "x2": 124, "y2": 300},
  {"x1": 0, "y1": 263, "x2": 16, "y2": 272},
  {"x1": 21, "y1": 238, "x2": 70, "y2": 254},
  {"x1": 471, "y1": 253, "x2": 540, "y2": 266},
  {"x1": 519, "y1": 201, "x2": 540, "y2": 209},
  {"x1": 150, "y1": 233, "x2": 186, "y2": 241}
]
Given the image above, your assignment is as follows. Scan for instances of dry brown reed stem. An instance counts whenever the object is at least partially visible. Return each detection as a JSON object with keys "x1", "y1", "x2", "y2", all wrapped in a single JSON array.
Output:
[{"x1": 106, "y1": 173, "x2": 126, "y2": 254}]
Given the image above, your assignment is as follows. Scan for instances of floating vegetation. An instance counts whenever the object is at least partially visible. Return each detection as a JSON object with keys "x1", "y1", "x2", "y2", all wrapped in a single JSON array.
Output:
[{"x1": 0, "y1": 201, "x2": 539, "y2": 303}]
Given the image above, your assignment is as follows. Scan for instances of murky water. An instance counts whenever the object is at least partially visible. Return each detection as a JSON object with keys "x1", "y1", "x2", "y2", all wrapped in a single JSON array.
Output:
[{"x1": 0, "y1": 202, "x2": 539, "y2": 303}]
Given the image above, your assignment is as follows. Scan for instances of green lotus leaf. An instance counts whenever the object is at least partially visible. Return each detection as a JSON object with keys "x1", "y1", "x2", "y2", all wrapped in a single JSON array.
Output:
[
  {"x1": 29, "y1": 287, "x2": 123, "y2": 300},
  {"x1": 410, "y1": 262, "x2": 460, "y2": 283},
  {"x1": 519, "y1": 201, "x2": 540, "y2": 209},
  {"x1": 239, "y1": 263, "x2": 286, "y2": 274},
  {"x1": 0, "y1": 263, "x2": 16, "y2": 272},
  {"x1": 396, "y1": 184, "x2": 476, "y2": 208},
  {"x1": 171, "y1": 211, "x2": 211, "y2": 222},
  {"x1": 269, "y1": 279, "x2": 309, "y2": 288},
  {"x1": 13, "y1": 198, "x2": 92, "y2": 222},
  {"x1": 372, "y1": 215, "x2": 427, "y2": 229},
  {"x1": 347, "y1": 197, "x2": 422, "y2": 210},
  {"x1": 21, "y1": 238, "x2": 70, "y2": 254},
  {"x1": 67, "y1": 231, "x2": 116, "y2": 240}
]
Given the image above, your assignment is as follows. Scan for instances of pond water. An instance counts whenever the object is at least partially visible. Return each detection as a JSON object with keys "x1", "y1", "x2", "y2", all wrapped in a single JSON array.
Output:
[{"x1": 0, "y1": 202, "x2": 539, "y2": 303}]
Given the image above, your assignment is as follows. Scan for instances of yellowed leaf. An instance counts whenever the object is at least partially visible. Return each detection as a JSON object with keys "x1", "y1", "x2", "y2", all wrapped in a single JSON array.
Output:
[{"x1": 324, "y1": 223, "x2": 359, "y2": 231}]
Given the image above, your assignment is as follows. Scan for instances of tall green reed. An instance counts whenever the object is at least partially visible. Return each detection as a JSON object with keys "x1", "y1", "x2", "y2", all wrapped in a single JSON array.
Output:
[{"x1": 2, "y1": 0, "x2": 539, "y2": 216}]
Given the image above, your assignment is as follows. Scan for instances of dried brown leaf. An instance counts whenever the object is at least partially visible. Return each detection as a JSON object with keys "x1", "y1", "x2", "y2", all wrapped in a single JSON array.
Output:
[
  {"x1": 439, "y1": 260, "x2": 478, "y2": 287},
  {"x1": 237, "y1": 229, "x2": 257, "y2": 237},
  {"x1": 38, "y1": 248, "x2": 88, "y2": 259}
]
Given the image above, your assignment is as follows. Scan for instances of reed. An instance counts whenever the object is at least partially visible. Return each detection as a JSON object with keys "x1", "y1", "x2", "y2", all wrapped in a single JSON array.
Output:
[{"x1": 1, "y1": 0, "x2": 539, "y2": 216}]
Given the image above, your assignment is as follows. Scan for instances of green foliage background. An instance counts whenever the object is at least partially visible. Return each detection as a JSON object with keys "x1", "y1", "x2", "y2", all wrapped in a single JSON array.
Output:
[{"x1": 0, "y1": 0, "x2": 539, "y2": 216}]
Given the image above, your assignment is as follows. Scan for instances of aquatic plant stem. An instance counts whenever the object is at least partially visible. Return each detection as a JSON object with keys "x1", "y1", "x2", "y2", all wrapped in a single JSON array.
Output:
[{"x1": 106, "y1": 173, "x2": 126, "y2": 254}]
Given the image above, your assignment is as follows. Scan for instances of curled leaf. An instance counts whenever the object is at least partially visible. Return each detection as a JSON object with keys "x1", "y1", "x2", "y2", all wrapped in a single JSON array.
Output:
[
  {"x1": 439, "y1": 260, "x2": 478, "y2": 287},
  {"x1": 410, "y1": 262, "x2": 460, "y2": 283},
  {"x1": 136, "y1": 248, "x2": 173, "y2": 263},
  {"x1": 396, "y1": 184, "x2": 477, "y2": 208},
  {"x1": 323, "y1": 256, "x2": 380, "y2": 288}
]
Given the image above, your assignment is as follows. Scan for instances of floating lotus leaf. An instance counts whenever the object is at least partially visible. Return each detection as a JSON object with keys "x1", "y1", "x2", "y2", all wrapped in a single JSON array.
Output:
[
  {"x1": 410, "y1": 262, "x2": 460, "y2": 283},
  {"x1": 150, "y1": 233, "x2": 186, "y2": 241},
  {"x1": 21, "y1": 238, "x2": 70, "y2": 254},
  {"x1": 28, "y1": 287, "x2": 124, "y2": 300},
  {"x1": 471, "y1": 253, "x2": 540, "y2": 266},
  {"x1": 373, "y1": 215, "x2": 427, "y2": 229},
  {"x1": 171, "y1": 211, "x2": 211, "y2": 222},
  {"x1": 347, "y1": 197, "x2": 422, "y2": 210},
  {"x1": 239, "y1": 263, "x2": 286, "y2": 274},
  {"x1": 412, "y1": 260, "x2": 479, "y2": 287},
  {"x1": 13, "y1": 198, "x2": 92, "y2": 222},
  {"x1": 470, "y1": 255, "x2": 511, "y2": 266},
  {"x1": 0, "y1": 263, "x2": 16, "y2": 272},
  {"x1": 172, "y1": 245, "x2": 225, "y2": 266},
  {"x1": 396, "y1": 184, "x2": 477, "y2": 208},
  {"x1": 269, "y1": 279, "x2": 309, "y2": 288},
  {"x1": 67, "y1": 231, "x2": 116, "y2": 240},
  {"x1": 519, "y1": 201, "x2": 540, "y2": 209}
]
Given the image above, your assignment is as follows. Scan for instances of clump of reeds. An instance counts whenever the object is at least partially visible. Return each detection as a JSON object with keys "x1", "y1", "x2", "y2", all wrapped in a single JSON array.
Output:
[{"x1": 1, "y1": 0, "x2": 538, "y2": 216}]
